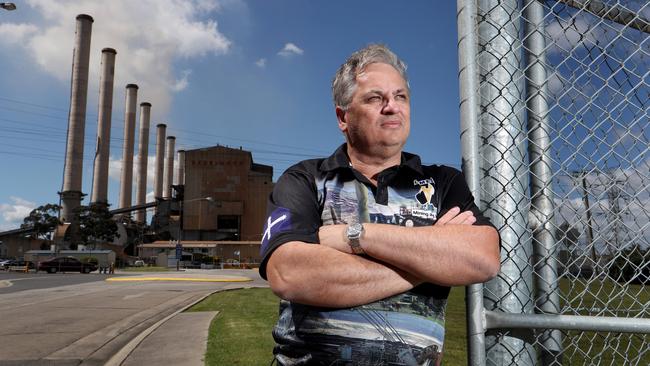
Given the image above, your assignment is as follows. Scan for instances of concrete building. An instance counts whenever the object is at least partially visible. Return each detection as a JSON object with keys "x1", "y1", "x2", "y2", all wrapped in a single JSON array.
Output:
[
  {"x1": 138, "y1": 240, "x2": 261, "y2": 266},
  {"x1": 181, "y1": 145, "x2": 274, "y2": 243}
]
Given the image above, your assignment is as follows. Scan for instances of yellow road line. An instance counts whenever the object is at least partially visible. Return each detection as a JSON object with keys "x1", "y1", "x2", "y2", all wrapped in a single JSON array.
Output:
[{"x1": 106, "y1": 277, "x2": 252, "y2": 283}]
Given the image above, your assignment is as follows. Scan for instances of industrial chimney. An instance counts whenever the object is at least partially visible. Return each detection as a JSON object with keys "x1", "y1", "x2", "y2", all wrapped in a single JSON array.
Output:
[
  {"x1": 90, "y1": 48, "x2": 117, "y2": 207},
  {"x1": 176, "y1": 150, "x2": 185, "y2": 186},
  {"x1": 163, "y1": 136, "x2": 176, "y2": 199},
  {"x1": 60, "y1": 14, "x2": 93, "y2": 223},
  {"x1": 134, "y1": 102, "x2": 152, "y2": 223},
  {"x1": 118, "y1": 84, "x2": 138, "y2": 210},
  {"x1": 153, "y1": 124, "x2": 167, "y2": 199}
]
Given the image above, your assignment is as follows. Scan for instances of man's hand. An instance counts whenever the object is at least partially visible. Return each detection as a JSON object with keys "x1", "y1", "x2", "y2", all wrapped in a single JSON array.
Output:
[
  {"x1": 318, "y1": 224, "x2": 350, "y2": 253},
  {"x1": 435, "y1": 206, "x2": 476, "y2": 226}
]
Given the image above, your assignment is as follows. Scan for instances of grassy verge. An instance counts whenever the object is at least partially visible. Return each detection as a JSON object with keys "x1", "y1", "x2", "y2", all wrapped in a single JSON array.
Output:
[
  {"x1": 187, "y1": 286, "x2": 468, "y2": 366},
  {"x1": 120, "y1": 266, "x2": 173, "y2": 272},
  {"x1": 188, "y1": 288, "x2": 279, "y2": 365}
]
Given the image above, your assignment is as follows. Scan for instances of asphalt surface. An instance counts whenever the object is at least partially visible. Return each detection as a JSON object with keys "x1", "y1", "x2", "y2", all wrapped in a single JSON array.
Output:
[
  {"x1": 0, "y1": 272, "x2": 128, "y2": 293},
  {"x1": 0, "y1": 269, "x2": 268, "y2": 366}
]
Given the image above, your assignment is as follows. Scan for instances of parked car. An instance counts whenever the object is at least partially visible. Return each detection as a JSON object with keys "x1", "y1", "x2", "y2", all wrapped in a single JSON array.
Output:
[
  {"x1": 0, "y1": 259, "x2": 12, "y2": 270},
  {"x1": 1, "y1": 259, "x2": 35, "y2": 271},
  {"x1": 38, "y1": 257, "x2": 98, "y2": 274},
  {"x1": 133, "y1": 259, "x2": 145, "y2": 267}
]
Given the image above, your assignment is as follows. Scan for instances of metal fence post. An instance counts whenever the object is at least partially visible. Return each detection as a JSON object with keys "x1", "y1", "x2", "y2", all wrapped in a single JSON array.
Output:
[
  {"x1": 457, "y1": 1, "x2": 486, "y2": 365},
  {"x1": 467, "y1": 0, "x2": 649, "y2": 363},
  {"x1": 523, "y1": 1, "x2": 563, "y2": 364},
  {"x1": 478, "y1": 0, "x2": 536, "y2": 364}
]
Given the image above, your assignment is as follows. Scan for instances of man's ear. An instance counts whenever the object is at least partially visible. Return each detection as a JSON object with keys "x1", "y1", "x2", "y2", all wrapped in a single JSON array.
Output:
[{"x1": 336, "y1": 106, "x2": 347, "y2": 133}]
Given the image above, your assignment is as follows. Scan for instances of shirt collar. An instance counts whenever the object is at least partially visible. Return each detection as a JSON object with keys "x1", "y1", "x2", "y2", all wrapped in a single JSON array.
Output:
[{"x1": 321, "y1": 143, "x2": 424, "y2": 175}]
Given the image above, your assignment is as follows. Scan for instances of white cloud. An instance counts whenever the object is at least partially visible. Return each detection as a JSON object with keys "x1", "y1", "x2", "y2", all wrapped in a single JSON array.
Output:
[
  {"x1": 108, "y1": 155, "x2": 122, "y2": 183},
  {"x1": 172, "y1": 69, "x2": 192, "y2": 92},
  {"x1": 0, "y1": 23, "x2": 39, "y2": 45},
  {"x1": 109, "y1": 154, "x2": 157, "y2": 189},
  {"x1": 145, "y1": 190, "x2": 155, "y2": 204},
  {"x1": 6, "y1": 0, "x2": 232, "y2": 118},
  {"x1": 255, "y1": 58, "x2": 266, "y2": 68},
  {"x1": 0, "y1": 197, "x2": 37, "y2": 230},
  {"x1": 278, "y1": 42, "x2": 304, "y2": 57}
]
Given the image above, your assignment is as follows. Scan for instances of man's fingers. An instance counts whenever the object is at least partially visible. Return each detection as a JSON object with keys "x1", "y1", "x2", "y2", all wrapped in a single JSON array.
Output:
[
  {"x1": 447, "y1": 211, "x2": 474, "y2": 225},
  {"x1": 460, "y1": 214, "x2": 476, "y2": 225},
  {"x1": 436, "y1": 207, "x2": 476, "y2": 225},
  {"x1": 436, "y1": 207, "x2": 461, "y2": 225}
]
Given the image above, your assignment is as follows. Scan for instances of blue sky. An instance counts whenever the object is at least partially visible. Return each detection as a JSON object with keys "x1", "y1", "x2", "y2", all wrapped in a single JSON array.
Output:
[{"x1": 0, "y1": 0, "x2": 461, "y2": 230}]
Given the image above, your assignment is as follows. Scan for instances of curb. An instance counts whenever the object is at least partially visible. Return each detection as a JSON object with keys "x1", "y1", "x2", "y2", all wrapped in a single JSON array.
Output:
[
  {"x1": 106, "y1": 277, "x2": 252, "y2": 283},
  {"x1": 104, "y1": 290, "x2": 219, "y2": 366}
]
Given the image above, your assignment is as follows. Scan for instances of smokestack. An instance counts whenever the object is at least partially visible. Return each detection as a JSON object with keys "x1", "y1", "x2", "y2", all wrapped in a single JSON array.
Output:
[
  {"x1": 153, "y1": 124, "x2": 167, "y2": 199},
  {"x1": 60, "y1": 14, "x2": 93, "y2": 223},
  {"x1": 176, "y1": 150, "x2": 185, "y2": 186},
  {"x1": 163, "y1": 136, "x2": 176, "y2": 199},
  {"x1": 90, "y1": 48, "x2": 117, "y2": 207},
  {"x1": 134, "y1": 102, "x2": 152, "y2": 223},
  {"x1": 118, "y1": 84, "x2": 138, "y2": 209}
]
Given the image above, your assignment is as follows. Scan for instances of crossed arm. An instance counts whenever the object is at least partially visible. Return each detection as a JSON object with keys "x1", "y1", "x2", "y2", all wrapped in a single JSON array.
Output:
[{"x1": 266, "y1": 207, "x2": 500, "y2": 308}]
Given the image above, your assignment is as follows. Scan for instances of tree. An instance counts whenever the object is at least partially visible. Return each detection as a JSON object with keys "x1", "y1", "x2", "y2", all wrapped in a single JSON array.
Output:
[
  {"x1": 21, "y1": 204, "x2": 62, "y2": 240},
  {"x1": 72, "y1": 205, "x2": 119, "y2": 249},
  {"x1": 556, "y1": 221, "x2": 582, "y2": 274},
  {"x1": 609, "y1": 245, "x2": 649, "y2": 285}
]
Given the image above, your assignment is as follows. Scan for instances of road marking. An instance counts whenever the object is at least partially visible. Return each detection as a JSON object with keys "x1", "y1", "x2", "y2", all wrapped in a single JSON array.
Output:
[
  {"x1": 0, "y1": 276, "x2": 44, "y2": 288},
  {"x1": 123, "y1": 293, "x2": 147, "y2": 300},
  {"x1": 1, "y1": 276, "x2": 43, "y2": 281},
  {"x1": 106, "y1": 277, "x2": 252, "y2": 283}
]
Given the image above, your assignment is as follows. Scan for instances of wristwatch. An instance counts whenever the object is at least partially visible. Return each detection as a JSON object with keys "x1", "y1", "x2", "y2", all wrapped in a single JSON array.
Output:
[{"x1": 346, "y1": 223, "x2": 365, "y2": 255}]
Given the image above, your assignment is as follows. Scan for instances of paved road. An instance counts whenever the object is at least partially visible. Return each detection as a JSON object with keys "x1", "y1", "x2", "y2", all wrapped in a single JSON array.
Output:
[
  {"x1": 0, "y1": 272, "x2": 127, "y2": 294},
  {"x1": 0, "y1": 269, "x2": 267, "y2": 366}
]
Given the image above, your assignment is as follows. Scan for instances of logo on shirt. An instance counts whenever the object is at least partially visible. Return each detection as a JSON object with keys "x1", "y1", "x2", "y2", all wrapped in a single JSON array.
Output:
[
  {"x1": 261, "y1": 207, "x2": 292, "y2": 253},
  {"x1": 411, "y1": 177, "x2": 438, "y2": 220}
]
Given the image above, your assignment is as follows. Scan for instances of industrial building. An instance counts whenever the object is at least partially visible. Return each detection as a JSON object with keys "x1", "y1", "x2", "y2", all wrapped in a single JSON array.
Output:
[
  {"x1": 147, "y1": 145, "x2": 274, "y2": 264},
  {"x1": 0, "y1": 14, "x2": 274, "y2": 266},
  {"x1": 181, "y1": 145, "x2": 273, "y2": 241}
]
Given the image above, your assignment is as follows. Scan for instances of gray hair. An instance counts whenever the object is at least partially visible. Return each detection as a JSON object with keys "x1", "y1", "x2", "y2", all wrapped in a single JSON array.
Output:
[{"x1": 332, "y1": 44, "x2": 409, "y2": 110}]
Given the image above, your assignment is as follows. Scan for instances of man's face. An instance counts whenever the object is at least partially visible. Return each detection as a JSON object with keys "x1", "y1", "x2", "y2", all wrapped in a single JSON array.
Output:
[{"x1": 337, "y1": 62, "x2": 410, "y2": 156}]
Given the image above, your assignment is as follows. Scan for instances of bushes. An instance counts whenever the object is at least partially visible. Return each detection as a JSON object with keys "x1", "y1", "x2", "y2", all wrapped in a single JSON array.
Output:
[
  {"x1": 608, "y1": 246, "x2": 649, "y2": 284},
  {"x1": 80, "y1": 256, "x2": 99, "y2": 265}
]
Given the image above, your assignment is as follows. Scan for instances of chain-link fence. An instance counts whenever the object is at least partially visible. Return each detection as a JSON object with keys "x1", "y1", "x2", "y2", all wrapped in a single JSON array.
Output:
[{"x1": 457, "y1": 0, "x2": 649, "y2": 364}]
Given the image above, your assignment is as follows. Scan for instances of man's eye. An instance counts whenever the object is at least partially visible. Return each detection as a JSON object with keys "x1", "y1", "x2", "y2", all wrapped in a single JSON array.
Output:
[
  {"x1": 396, "y1": 94, "x2": 408, "y2": 101},
  {"x1": 367, "y1": 96, "x2": 381, "y2": 103}
]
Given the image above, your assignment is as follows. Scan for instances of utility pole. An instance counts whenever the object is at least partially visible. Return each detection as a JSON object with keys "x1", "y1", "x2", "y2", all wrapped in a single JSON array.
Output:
[{"x1": 573, "y1": 171, "x2": 597, "y2": 262}]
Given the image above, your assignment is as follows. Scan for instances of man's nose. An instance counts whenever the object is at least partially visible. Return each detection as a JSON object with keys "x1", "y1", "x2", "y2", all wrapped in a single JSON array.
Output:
[{"x1": 381, "y1": 97, "x2": 400, "y2": 114}]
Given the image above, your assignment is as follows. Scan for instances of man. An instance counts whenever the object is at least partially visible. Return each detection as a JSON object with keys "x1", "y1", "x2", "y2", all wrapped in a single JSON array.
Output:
[{"x1": 259, "y1": 44, "x2": 500, "y2": 366}]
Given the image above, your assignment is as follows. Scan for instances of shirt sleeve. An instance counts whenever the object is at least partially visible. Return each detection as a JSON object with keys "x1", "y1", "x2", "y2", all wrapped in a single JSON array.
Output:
[
  {"x1": 258, "y1": 166, "x2": 322, "y2": 280},
  {"x1": 439, "y1": 168, "x2": 496, "y2": 228}
]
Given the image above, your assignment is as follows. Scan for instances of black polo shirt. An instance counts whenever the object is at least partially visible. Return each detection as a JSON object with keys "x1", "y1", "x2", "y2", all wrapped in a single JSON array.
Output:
[{"x1": 259, "y1": 144, "x2": 495, "y2": 365}]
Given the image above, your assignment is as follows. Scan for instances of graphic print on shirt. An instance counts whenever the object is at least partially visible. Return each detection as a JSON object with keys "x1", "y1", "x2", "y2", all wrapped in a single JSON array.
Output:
[{"x1": 278, "y1": 176, "x2": 445, "y2": 365}]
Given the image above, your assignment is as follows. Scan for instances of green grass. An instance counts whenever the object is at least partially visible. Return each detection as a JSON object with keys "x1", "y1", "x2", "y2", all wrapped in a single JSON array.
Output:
[
  {"x1": 188, "y1": 280, "x2": 648, "y2": 365},
  {"x1": 188, "y1": 288, "x2": 280, "y2": 365},
  {"x1": 187, "y1": 286, "x2": 469, "y2": 366},
  {"x1": 120, "y1": 266, "x2": 173, "y2": 272},
  {"x1": 558, "y1": 278, "x2": 649, "y2": 365}
]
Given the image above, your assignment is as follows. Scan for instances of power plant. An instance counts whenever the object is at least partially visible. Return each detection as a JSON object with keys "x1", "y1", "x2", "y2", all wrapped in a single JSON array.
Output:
[
  {"x1": 90, "y1": 47, "x2": 117, "y2": 207},
  {"x1": 134, "y1": 102, "x2": 152, "y2": 223},
  {"x1": 60, "y1": 14, "x2": 93, "y2": 224},
  {"x1": 0, "y1": 13, "x2": 272, "y2": 265}
]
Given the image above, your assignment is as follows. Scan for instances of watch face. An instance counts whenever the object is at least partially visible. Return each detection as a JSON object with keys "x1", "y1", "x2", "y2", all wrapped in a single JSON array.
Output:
[{"x1": 347, "y1": 223, "x2": 363, "y2": 239}]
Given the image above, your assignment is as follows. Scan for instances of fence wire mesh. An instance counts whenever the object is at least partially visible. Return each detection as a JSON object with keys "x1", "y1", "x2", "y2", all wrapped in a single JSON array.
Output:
[{"x1": 467, "y1": 0, "x2": 649, "y2": 365}]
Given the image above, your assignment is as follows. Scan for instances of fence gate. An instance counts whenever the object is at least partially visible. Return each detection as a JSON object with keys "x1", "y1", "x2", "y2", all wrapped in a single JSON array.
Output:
[{"x1": 457, "y1": 0, "x2": 649, "y2": 365}]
